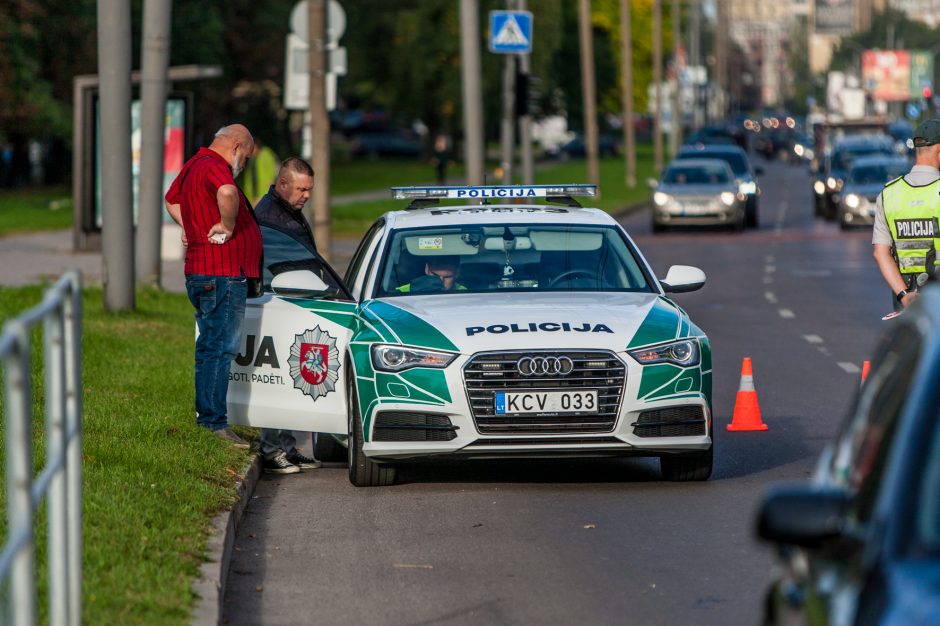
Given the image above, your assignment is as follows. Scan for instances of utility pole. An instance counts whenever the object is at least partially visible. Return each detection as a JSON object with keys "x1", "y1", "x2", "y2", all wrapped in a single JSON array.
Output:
[
  {"x1": 578, "y1": 0, "x2": 600, "y2": 187},
  {"x1": 671, "y1": 0, "x2": 682, "y2": 154},
  {"x1": 715, "y1": 0, "x2": 728, "y2": 119},
  {"x1": 518, "y1": 0, "x2": 534, "y2": 185},
  {"x1": 136, "y1": 0, "x2": 172, "y2": 289},
  {"x1": 460, "y1": 0, "x2": 485, "y2": 185},
  {"x1": 308, "y1": 0, "x2": 331, "y2": 261},
  {"x1": 653, "y1": 0, "x2": 663, "y2": 174},
  {"x1": 97, "y1": 0, "x2": 135, "y2": 311},
  {"x1": 500, "y1": 42, "x2": 516, "y2": 184},
  {"x1": 619, "y1": 0, "x2": 636, "y2": 187},
  {"x1": 691, "y1": 0, "x2": 703, "y2": 129}
]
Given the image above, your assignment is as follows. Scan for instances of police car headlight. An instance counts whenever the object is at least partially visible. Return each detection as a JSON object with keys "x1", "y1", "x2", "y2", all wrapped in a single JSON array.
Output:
[
  {"x1": 371, "y1": 344, "x2": 457, "y2": 372},
  {"x1": 720, "y1": 191, "x2": 736, "y2": 206},
  {"x1": 844, "y1": 193, "x2": 860, "y2": 209},
  {"x1": 628, "y1": 339, "x2": 700, "y2": 367},
  {"x1": 814, "y1": 180, "x2": 826, "y2": 195},
  {"x1": 653, "y1": 191, "x2": 671, "y2": 206},
  {"x1": 738, "y1": 181, "x2": 757, "y2": 195}
]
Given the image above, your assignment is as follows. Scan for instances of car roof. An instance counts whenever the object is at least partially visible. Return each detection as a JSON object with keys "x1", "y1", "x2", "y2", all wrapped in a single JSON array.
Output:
[
  {"x1": 382, "y1": 205, "x2": 618, "y2": 230},
  {"x1": 678, "y1": 143, "x2": 748, "y2": 156},
  {"x1": 833, "y1": 134, "x2": 893, "y2": 149}
]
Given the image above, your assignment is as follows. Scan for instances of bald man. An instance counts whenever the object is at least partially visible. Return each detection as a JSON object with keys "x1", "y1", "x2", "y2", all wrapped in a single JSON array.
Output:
[{"x1": 165, "y1": 124, "x2": 262, "y2": 447}]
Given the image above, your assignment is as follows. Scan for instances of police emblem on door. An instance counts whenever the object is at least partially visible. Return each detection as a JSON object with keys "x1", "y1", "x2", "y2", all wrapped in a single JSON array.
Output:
[{"x1": 288, "y1": 326, "x2": 340, "y2": 400}]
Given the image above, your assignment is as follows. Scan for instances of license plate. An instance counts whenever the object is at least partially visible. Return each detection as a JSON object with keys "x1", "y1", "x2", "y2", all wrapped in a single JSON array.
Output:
[
  {"x1": 494, "y1": 390, "x2": 598, "y2": 414},
  {"x1": 680, "y1": 203, "x2": 707, "y2": 215}
]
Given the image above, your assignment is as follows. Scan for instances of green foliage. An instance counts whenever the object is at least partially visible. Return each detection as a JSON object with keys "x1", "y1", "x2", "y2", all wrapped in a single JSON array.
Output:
[{"x1": 0, "y1": 286, "x2": 252, "y2": 624}]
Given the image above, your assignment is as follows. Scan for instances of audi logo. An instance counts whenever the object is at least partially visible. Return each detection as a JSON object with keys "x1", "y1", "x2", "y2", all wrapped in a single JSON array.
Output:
[{"x1": 517, "y1": 355, "x2": 575, "y2": 376}]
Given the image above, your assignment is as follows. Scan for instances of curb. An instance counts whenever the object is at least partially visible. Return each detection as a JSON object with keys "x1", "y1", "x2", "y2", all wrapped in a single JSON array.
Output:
[{"x1": 191, "y1": 453, "x2": 262, "y2": 626}]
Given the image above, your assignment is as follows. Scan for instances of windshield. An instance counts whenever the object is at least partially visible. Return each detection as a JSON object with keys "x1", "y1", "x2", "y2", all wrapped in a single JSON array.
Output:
[
  {"x1": 848, "y1": 163, "x2": 909, "y2": 185},
  {"x1": 679, "y1": 150, "x2": 748, "y2": 175},
  {"x1": 662, "y1": 164, "x2": 731, "y2": 184},
  {"x1": 833, "y1": 146, "x2": 892, "y2": 171},
  {"x1": 375, "y1": 224, "x2": 655, "y2": 297}
]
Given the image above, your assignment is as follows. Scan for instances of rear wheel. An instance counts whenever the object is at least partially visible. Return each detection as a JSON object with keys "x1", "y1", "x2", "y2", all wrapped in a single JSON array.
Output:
[
  {"x1": 746, "y1": 199, "x2": 758, "y2": 228},
  {"x1": 347, "y1": 377, "x2": 396, "y2": 487},
  {"x1": 660, "y1": 445, "x2": 713, "y2": 481}
]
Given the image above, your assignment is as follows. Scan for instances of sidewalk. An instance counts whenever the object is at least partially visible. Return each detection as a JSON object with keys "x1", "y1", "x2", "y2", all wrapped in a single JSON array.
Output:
[{"x1": 0, "y1": 229, "x2": 360, "y2": 292}]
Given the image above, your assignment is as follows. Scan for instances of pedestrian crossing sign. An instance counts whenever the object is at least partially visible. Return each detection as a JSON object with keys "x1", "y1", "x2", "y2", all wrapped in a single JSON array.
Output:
[{"x1": 489, "y1": 10, "x2": 533, "y2": 54}]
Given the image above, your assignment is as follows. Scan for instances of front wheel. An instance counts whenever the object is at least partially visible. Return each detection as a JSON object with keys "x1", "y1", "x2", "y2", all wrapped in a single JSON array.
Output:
[
  {"x1": 660, "y1": 445, "x2": 713, "y2": 481},
  {"x1": 313, "y1": 433, "x2": 347, "y2": 463},
  {"x1": 347, "y1": 377, "x2": 396, "y2": 487}
]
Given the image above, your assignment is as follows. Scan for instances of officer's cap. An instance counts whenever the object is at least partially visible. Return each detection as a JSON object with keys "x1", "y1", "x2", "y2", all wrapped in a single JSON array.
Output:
[{"x1": 912, "y1": 119, "x2": 940, "y2": 147}]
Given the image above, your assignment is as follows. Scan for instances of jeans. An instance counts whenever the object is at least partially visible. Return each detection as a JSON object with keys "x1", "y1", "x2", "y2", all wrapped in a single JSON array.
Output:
[
  {"x1": 186, "y1": 274, "x2": 247, "y2": 431},
  {"x1": 260, "y1": 429, "x2": 300, "y2": 458}
]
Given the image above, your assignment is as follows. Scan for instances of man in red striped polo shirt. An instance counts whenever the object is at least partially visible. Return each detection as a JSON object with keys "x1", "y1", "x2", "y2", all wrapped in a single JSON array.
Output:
[{"x1": 165, "y1": 124, "x2": 262, "y2": 447}]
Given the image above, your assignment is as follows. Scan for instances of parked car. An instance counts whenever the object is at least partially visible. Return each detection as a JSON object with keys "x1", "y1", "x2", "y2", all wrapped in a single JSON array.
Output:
[
  {"x1": 558, "y1": 133, "x2": 621, "y2": 158},
  {"x1": 817, "y1": 135, "x2": 896, "y2": 219},
  {"x1": 676, "y1": 144, "x2": 762, "y2": 228},
  {"x1": 650, "y1": 158, "x2": 746, "y2": 232},
  {"x1": 349, "y1": 128, "x2": 423, "y2": 158},
  {"x1": 836, "y1": 155, "x2": 911, "y2": 230},
  {"x1": 756, "y1": 286, "x2": 940, "y2": 626}
]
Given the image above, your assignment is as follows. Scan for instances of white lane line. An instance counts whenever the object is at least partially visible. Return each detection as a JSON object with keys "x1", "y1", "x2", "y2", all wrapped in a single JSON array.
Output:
[
  {"x1": 762, "y1": 276, "x2": 773, "y2": 284},
  {"x1": 765, "y1": 265, "x2": 777, "y2": 274},
  {"x1": 765, "y1": 292, "x2": 778, "y2": 304},
  {"x1": 818, "y1": 347, "x2": 831, "y2": 356},
  {"x1": 803, "y1": 334, "x2": 823, "y2": 344},
  {"x1": 779, "y1": 309, "x2": 795, "y2": 319},
  {"x1": 838, "y1": 362, "x2": 861, "y2": 374}
]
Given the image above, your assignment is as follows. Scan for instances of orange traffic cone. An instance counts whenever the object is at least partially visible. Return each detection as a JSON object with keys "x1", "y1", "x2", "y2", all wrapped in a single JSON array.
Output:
[
  {"x1": 726, "y1": 357, "x2": 768, "y2": 431},
  {"x1": 860, "y1": 360, "x2": 871, "y2": 386}
]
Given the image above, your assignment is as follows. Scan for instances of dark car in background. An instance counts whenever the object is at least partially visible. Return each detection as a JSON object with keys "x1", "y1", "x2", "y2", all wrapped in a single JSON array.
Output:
[
  {"x1": 756, "y1": 286, "x2": 940, "y2": 626},
  {"x1": 836, "y1": 155, "x2": 911, "y2": 230},
  {"x1": 558, "y1": 133, "x2": 621, "y2": 158},
  {"x1": 676, "y1": 144, "x2": 762, "y2": 228},
  {"x1": 349, "y1": 127, "x2": 423, "y2": 159},
  {"x1": 815, "y1": 135, "x2": 896, "y2": 219}
]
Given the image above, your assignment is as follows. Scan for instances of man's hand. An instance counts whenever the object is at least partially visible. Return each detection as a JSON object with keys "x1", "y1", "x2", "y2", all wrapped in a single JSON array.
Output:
[
  {"x1": 207, "y1": 222, "x2": 232, "y2": 244},
  {"x1": 900, "y1": 290, "x2": 918, "y2": 308}
]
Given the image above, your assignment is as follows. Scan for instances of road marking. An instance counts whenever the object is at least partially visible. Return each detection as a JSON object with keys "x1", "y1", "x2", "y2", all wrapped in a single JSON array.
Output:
[
  {"x1": 765, "y1": 265, "x2": 776, "y2": 274},
  {"x1": 779, "y1": 309, "x2": 795, "y2": 318},
  {"x1": 818, "y1": 346, "x2": 831, "y2": 356},
  {"x1": 838, "y1": 362, "x2": 861, "y2": 374},
  {"x1": 765, "y1": 292, "x2": 778, "y2": 303},
  {"x1": 765, "y1": 255, "x2": 775, "y2": 263},
  {"x1": 762, "y1": 276, "x2": 773, "y2": 284},
  {"x1": 803, "y1": 334, "x2": 823, "y2": 344}
]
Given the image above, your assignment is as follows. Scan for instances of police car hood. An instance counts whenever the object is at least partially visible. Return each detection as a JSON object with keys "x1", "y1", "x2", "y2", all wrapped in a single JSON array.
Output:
[{"x1": 364, "y1": 292, "x2": 690, "y2": 353}]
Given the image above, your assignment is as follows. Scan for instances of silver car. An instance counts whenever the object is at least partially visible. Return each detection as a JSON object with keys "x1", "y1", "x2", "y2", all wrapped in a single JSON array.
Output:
[{"x1": 651, "y1": 159, "x2": 746, "y2": 232}]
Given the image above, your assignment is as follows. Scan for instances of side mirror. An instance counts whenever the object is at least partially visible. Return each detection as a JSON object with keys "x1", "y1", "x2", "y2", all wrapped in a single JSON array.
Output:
[
  {"x1": 756, "y1": 484, "x2": 853, "y2": 550},
  {"x1": 646, "y1": 177, "x2": 659, "y2": 189},
  {"x1": 271, "y1": 269, "x2": 329, "y2": 296},
  {"x1": 660, "y1": 265, "x2": 706, "y2": 293}
]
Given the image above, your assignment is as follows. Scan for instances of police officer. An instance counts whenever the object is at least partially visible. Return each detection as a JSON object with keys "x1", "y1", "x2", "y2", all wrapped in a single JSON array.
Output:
[{"x1": 873, "y1": 119, "x2": 940, "y2": 311}]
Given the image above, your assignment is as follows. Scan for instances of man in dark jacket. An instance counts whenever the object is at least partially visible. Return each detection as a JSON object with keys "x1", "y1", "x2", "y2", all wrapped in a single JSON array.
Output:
[{"x1": 254, "y1": 157, "x2": 322, "y2": 473}]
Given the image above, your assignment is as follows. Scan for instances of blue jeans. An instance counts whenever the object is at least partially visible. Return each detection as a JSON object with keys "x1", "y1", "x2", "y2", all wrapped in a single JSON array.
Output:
[
  {"x1": 260, "y1": 429, "x2": 300, "y2": 458},
  {"x1": 186, "y1": 274, "x2": 247, "y2": 431}
]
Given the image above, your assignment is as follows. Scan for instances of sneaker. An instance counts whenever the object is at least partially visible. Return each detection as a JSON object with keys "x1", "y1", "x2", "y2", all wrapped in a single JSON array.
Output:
[
  {"x1": 263, "y1": 451, "x2": 300, "y2": 474},
  {"x1": 286, "y1": 451, "x2": 322, "y2": 469},
  {"x1": 214, "y1": 427, "x2": 250, "y2": 449}
]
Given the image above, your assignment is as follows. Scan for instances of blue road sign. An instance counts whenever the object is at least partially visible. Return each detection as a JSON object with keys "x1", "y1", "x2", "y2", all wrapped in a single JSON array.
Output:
[{"x1": 489, "y1": 11, "x2": 533, "y2": 54}]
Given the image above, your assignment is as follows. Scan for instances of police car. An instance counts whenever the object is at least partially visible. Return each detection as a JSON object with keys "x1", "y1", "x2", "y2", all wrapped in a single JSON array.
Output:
[{"x1": 229, "y1": 185, "x2": 713, "y2": 486}]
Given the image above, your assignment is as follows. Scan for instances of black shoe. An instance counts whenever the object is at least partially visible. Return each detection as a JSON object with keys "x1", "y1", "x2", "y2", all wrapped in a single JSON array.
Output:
[
  {"x1": 214, "y1": 427, "x2": 250, "y2": 449},
  {"x1": 263, "y1": 451, "x2": 300, "y2": 474},
  {"x1": 286, "y1": 451, "x2": 322, "y2": 469}
]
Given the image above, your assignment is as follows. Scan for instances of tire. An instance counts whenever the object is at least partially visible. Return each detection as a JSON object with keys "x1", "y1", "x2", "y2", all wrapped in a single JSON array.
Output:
[
  {"x1": 746, "y1": 199, "x2": 758, "y2": 228},
  {"x1": 652, "y1": 219, "x2": 666, "y2": 234},
  {"x1": 347, "y1": 377, "x2": 396, "y2": 487},
  {"x1": 313, "y1": 433, "x2": 347, "y2": 463},
  {"x1": 660, "y1": 445, "x2": 713, "y2": 481}
]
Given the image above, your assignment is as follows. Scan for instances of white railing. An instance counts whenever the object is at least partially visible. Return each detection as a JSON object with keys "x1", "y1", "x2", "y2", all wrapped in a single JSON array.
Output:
[{"x1": 0, "y1": 271, "x2": 83, "y2": 626}]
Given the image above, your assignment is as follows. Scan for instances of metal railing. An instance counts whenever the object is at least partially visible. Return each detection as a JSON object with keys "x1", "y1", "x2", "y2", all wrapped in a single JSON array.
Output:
[{"x1": 0, "y1": 271, "x2": 83, "y2": 626}]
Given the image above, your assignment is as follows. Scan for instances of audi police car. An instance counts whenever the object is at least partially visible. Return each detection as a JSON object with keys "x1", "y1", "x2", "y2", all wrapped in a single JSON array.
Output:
[{"x1": 229, "y1": 185, "x2": 713, "y2": 486}]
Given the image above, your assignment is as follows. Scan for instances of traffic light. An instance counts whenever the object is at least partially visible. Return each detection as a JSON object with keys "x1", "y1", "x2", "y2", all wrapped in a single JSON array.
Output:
[{"x1": 924, "y1": 86, "x2": 933, "y2": 99}]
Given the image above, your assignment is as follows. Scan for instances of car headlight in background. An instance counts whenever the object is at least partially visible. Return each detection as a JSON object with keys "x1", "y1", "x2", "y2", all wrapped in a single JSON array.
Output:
[
  {"x1": 826, "y1": 177, "x2": 843, "y2": 191},
  {"x1": 738, "y1": 181, "x2": 757, "y2": 195},
  {"x1": 653, "y1": 191, "x2": 671, "y2": 206},
  {"x1": 844, "y1": 193, "x2": 860, "y2": 209},
  {"x1": 629, "y1": 339, "x2": 700, "y2": 367},
  {"x1": 814, "y1": 180, "x2": 826, "y2": 195},
  {"x1": 371, "y1": 345, "x2": 457, "y2": 372},
  {"x1": 794, "y1": 144, "x2": 805, "y2": 157},
  {"x1": 720, "y1": 191, "x2": 736, "y2": 206}
]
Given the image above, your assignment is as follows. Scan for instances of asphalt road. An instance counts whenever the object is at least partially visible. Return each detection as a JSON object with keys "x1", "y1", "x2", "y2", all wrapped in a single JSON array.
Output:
[{"x1": 223, "y1": 156, "x2": 886, "y2": 625}]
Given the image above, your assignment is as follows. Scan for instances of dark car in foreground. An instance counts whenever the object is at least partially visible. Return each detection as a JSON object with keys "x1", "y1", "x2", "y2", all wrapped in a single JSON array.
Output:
[
  {"x1": 836, "y1": 155, "x2": 911, "y2": 230},
  {"x1": 676, "y1": 144, "x2": 762, "y2": 228},
  {"x1": 756, "y1": 286, "x2": 940, "y2": 626}
]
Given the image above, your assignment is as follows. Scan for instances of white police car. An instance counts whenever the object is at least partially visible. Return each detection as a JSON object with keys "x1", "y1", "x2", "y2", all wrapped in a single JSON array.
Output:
[{"x1": 229, "y1": 185, "x2": 713, "y2": 486}]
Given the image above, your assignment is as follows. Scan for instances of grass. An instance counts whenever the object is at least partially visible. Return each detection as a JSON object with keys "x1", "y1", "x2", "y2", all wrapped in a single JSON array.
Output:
[
  {"x1": 0, "y1": 286, "x2": 252, "y2": 625},
  {"x1": 0, "y1": 186, "x2": 72, "y2": 236}
]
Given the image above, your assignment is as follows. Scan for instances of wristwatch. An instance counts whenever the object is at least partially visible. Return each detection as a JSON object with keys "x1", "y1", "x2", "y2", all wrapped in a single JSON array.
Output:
[{"x1": 896, "y1": 289, "x2": 908, "y2": 302}]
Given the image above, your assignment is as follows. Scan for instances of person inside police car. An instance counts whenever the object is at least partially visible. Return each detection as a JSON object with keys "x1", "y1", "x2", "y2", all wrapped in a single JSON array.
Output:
[
  {"x1": 873, "y1": 119, "x2": 940, "y2": 312},
  {"x1": 255, "y1": 156, "x2": 322, "y2": 474},
  {"x1": 397, "y1": 255, "x2": 467, "y2": 292}
]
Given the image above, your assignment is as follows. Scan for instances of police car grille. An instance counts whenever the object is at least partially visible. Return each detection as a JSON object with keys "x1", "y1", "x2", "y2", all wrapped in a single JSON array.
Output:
[
  {"x1": 372, "y1": 412, "x2": 458, "y2": 442},
  {"x1": 632, "y1": 406, "x2": 706, "y2": 438},
  {"x1": 463, "y1": 350, "x2": 625, "y2": 434}
]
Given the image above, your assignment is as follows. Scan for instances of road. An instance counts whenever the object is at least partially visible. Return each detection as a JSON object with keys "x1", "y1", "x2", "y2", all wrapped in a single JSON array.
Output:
[{"x1": 223, "y1": 156, "x2": 885, "y2": 625}]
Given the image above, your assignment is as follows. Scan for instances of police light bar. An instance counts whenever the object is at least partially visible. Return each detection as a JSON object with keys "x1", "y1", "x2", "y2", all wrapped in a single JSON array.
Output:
[{"x1": 391, "y1": 184, "x2": 598, "y2": 200}]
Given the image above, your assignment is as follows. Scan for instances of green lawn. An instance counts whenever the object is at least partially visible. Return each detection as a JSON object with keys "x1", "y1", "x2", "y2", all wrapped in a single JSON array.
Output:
[
  {"x1": 0, "y1": 286, "x2": 251, "y2": 625},
  {"x1": 0, "y1": 186, "x2": 72, "y2": 236}
]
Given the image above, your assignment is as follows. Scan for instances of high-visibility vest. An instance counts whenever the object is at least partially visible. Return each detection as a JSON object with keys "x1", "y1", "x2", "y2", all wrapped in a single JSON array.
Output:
[{"x1": 882, "y1": 176, "x2": 940, "y2": 275}]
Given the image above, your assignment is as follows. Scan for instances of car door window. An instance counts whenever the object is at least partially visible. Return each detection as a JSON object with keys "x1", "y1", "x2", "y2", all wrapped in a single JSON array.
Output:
[
  {"x1": 345, "y1": 218, "x2": 385, "y2": 298},
  {"x1": 260, "y1": 225, "x2": 351, "y2": 299}
]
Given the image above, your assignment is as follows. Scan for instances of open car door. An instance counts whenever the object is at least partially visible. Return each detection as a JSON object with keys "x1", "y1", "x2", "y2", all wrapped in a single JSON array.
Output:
[{"x1": 227, "y1": 225, "x2": 357, "y2": 434}]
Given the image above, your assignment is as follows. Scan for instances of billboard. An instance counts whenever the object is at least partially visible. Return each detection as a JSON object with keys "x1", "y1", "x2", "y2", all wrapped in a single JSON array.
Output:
[
  {"x1": 862, "y1": 50, "x2": 935, "y2": 101},
  {"x1": 815, "y1": 0, "x2": 853, "y2": 35}
]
